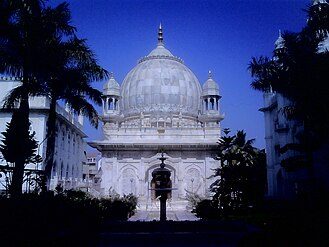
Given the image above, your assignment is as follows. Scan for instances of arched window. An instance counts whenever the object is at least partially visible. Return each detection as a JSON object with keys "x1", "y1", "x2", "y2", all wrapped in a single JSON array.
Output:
[
  {"x1": 62, "y1": 128, "x2": 66, "y2": 150},
  {"x1": 210, "y1": 98, "x2": 215, "y2": 110},
  {"x1": 66, "y1": 163, "x2": 69, "y2": 178},
  {"x1": 72, "y1": 134, "x2": 76, "y2": 154},
  {"x1": 52, "y1": 161, "x2": 57, "y2": 178},
  {"x1": 60, "y1": 162, "x2": 64, "y2": 179}
]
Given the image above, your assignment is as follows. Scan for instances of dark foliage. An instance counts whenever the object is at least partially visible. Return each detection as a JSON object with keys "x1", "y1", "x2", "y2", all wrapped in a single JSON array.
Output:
[
  {"x1": 196, "y1": 130, "x2": 266, "y2": 219},
  {"x1": 0, "y1": 190, "x2": 137, "y2": 246},
  {"x1": 0, "y1": 110, "x2": 42, "y2": 195},
  {"x1": 0, "y1": 110, "x2": 42, "y2": 165},
  {"x1": 194, "y1": 199, "x2": 220, "y2": 220}
]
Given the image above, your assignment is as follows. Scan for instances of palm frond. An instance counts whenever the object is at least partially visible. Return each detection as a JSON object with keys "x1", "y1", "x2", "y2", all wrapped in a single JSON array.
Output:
[
  {"x1": 65, "y1": 95, "x2": 99, "y2": 128},
  {"x1": 42, "y1": 2, "x2": 76, "y2": 37},
  {"x1": 2, "y1": 86, "x2": 23, "y2": 109},
  {"x1": 248, "y1": 56, "x2": 274, "y2": 92}
]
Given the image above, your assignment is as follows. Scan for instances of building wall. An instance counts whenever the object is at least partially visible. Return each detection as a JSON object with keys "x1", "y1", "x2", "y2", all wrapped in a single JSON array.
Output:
[
  {"x1": 49, "y1": 119, "x2": 86, "y2": 191},
  {"x1": 262, "y1": 92, "x2": 316, "y2": 198},
  {"x1": 0, "y1": 77, "x2": 87, "y2": 193}
]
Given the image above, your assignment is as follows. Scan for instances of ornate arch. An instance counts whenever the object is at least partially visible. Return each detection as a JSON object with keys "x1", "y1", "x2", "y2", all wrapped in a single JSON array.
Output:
[
  {"x1": 120, "y1": 167, "x2": 137, "y2": 195},
  {"x1": 184, "y1": 165, "x2": 202, "y2": 194}
]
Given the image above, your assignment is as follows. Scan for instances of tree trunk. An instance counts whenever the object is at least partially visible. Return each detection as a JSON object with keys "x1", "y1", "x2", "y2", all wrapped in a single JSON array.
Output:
[
  {"x1": 44, "y1": 97, "x2": 57, "y2": 191},
  {"x1": 10, "y1": 91, "x2": 30, "y2": 198}
]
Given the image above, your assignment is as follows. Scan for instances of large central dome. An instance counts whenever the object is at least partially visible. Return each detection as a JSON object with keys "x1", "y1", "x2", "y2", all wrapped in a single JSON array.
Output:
[{"x1": 120, "y1": 25, "x2": 202, "y2": 117}]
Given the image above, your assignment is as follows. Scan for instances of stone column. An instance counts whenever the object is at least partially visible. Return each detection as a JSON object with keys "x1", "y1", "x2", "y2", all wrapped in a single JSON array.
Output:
[
  {"x1": 105, "y1": 98, "x2": 109, "y2": 112},
  {"x1": 102, "y1": 99, "x2": 105, "y2": 114}
]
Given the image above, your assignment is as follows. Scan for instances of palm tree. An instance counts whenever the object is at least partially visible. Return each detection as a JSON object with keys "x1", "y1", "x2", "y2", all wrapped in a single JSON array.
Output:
[
  {"x1": 0, "y1": 0, "x2": 76, "y2": 196},
  {"x1": 41, "y1": 37, "x2": 108, "y2": 186},
  {"x1": 1, "y1": 1, "x2": 109, "y2": 191}
]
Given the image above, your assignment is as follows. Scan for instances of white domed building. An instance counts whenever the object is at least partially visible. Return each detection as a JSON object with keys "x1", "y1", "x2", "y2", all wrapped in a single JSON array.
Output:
[{"x1": 89, "y1": 25, "x2": 223, "y2": 209}]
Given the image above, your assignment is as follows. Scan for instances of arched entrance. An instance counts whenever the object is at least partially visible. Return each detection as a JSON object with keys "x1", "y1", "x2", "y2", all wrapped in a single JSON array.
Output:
[{"x1": 145, "y1": 161, "x2": 176, "y2": 206}]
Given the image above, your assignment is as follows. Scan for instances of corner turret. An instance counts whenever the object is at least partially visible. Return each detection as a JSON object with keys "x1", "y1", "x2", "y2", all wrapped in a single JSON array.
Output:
[{"x1": 102, "y1": 72, "x2": 121, "y2": 115}]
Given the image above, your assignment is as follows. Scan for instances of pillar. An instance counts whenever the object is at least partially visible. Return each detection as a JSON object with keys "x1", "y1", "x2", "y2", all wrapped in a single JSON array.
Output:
[
  {"x1": 105, "y1": 98, "x2": 109, "y2": 112},
  {"x1": 102, "y1": 99, "x2": 105, "y2": 113},
  {"x1": 111, "y1": 97, "x2": 115, "y2": 110}
]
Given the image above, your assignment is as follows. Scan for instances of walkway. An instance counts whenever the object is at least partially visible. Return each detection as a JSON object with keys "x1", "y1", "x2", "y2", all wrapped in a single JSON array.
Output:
[
  {"x1": 128, "y1": 210, "x2": 199, "y2": 221},
  {"x1": 97, "y1": 219, "x2": 263, "y2": 246}
]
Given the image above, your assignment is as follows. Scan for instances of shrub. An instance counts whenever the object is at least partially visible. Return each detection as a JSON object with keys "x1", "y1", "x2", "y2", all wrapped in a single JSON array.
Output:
[{"x1": 194, "y1": 199, "x2": 221, "y2": 220}]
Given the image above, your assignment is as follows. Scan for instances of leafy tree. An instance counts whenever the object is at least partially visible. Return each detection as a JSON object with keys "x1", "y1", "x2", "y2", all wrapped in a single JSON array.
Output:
[
  {"x1": 248, "y1": 1, "x2": 329, "y2": 158},
  {"x1": 209, "y1": 129, "x2": 266, "y2": 216},
  {"x1": 0, "y1": 110, "x2": 42, "y2": 193},
  {"x1": 0, "y1": 0, "x2": 75, "y2": 196}
]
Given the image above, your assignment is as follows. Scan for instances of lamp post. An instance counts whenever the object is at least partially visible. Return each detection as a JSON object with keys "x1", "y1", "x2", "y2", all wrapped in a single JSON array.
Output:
[
  {"x1": 191, "y1": 178, "x2": 194, "y2": 193},
  {"x1": 152, "y1": 152, "x2": 171, "y2": 221}
]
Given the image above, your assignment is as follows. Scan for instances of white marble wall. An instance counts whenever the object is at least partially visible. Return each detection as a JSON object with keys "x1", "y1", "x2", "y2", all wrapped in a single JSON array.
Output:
[{"x1": 99, "y1": 150, "x2": 218, "y2": 203}]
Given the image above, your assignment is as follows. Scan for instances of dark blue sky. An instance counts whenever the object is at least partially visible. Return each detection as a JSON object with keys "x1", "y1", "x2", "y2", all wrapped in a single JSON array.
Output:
[{"x1": 52, "y1": 0, "x2": 311, "y2": 149}]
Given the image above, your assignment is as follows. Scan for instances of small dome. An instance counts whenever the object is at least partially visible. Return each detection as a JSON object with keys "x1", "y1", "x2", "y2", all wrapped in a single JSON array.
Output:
[
  {"x1": 103, "y1": 73, "x2": 120, "y2": 96},
  {"x1": 202, "y1": 71, "x2": 219, "y2": 96}
]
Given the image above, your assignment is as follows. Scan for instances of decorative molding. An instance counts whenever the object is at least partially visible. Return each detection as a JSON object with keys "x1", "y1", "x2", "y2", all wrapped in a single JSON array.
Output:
[
  {"x1": 138, "y1": 55, "x2": 184, "y2": 64},
  {"x1": 0, "y1": 76, "x2": 21, "y2": 81}
]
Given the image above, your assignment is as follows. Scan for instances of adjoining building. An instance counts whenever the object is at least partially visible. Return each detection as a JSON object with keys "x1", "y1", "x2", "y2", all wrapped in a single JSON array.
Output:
[
  {"x1": 81, "y1": 152, "x2": 101, "y2": 196},
  {"x1": 0, "y1": 77, "x2": 87, "y2": 193},
  {"x1": 89, "y1": 25, "x2": 224, "y2": 209},
  {"x1": 261, "y1": 0, "x2": 329, "y2": 199}
]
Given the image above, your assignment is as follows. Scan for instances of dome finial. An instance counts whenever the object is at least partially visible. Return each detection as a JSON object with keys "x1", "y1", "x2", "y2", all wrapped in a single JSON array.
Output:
[
  {"x1": 208, "y1": 70, "x2": 212, "y2": 79},
  {"x1": 158, "y1": 23, "x2": 163, "y2": 46},
  {"x1": 110, "y1": 72, "x2": 114, "y2": 79}
]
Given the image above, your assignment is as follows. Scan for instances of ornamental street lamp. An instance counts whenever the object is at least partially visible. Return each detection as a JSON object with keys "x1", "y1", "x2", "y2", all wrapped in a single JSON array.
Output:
[{"x1": 151, "y1": 152, "x2": 171, "y2": 221}]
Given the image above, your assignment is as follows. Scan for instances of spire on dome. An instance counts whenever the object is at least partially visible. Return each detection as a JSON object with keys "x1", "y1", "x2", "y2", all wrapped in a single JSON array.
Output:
[
  {"x1": 158, "y1": 23, "x2": 163, "y2": 46},
  {"x1": 208, "y1": 70, "x2": 212, "y2": 79},
  {"x1": 110, "y1": 72, "x2": 114, "y2": 79}
]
